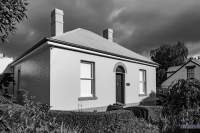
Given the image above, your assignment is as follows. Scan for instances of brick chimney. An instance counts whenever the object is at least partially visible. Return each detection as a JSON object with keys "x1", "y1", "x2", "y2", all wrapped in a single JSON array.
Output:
[
  {"x1": 103, "y1": 28, "x2": 113, "y2": 42},
  {"x1": 51, "y1": 8, "x2": 64, "y2": 36}
]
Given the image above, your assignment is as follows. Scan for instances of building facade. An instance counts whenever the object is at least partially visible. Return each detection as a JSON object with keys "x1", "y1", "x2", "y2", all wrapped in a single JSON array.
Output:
[
  {"x1": 162, "y1": 59, "x2": 200, "y2": 89},
  {"x1": 10, "y1": 9, "x2": 158, "y2": 111}
]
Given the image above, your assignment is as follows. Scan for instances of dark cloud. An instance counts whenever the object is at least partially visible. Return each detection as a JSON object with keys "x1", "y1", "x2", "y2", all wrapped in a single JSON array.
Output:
[
  {"x1": 112, "y1": 0, "x2": 200, "y2": 54},
  {"x1": 1, "y1": 0, "x2": 200, "y2": 58}
]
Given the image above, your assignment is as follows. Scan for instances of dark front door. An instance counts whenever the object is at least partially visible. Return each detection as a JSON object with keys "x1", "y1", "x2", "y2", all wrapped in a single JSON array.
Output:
[{"x1": 116, "y1": 73, "x2": 125, "y2": 104}]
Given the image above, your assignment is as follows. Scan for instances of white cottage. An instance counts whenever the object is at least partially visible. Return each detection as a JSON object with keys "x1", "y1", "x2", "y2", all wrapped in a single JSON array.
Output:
[{"x1": 10, "y1": 9, "x2": 158, "y2": 111}]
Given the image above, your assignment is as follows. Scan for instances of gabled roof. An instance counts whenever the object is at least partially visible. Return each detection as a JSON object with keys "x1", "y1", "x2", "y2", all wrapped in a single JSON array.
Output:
[
  {"x1": 162, "y1": 59, "x2": 200, "y2": 84},
  {"x1": 191, "y1": 59, "x2": 200, "y2": 65},
  {"x1": 167, "y1": 65, "x2": 181, "y2": 73},
  {"x1": 51, "y1": 28, "x2": 157, "y2": 65}
]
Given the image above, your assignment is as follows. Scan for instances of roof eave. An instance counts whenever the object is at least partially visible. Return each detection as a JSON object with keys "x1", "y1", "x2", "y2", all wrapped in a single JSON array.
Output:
[
  {"x1": 9, "y1": 37, "x2": 159, "y2": 67},
  {"x1": 46, "y1": 37, "x2": 159, "y2": 67}
]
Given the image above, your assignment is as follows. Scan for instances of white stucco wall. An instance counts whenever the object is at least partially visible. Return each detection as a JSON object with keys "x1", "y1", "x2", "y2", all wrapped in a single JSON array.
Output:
[
  {"x1": 162, "y1": 61, "x2": 200, "y2": 88},
  {"x1": 13, "y1": 46, "x2": 50, "y2": 104},
  {"x1": 50, "y1": 47, "x2": 156, "y2": 111}
]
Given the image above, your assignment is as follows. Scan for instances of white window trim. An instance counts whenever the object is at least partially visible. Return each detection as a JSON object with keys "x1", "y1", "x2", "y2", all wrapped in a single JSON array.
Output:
[
  {"x1": 79, "y1": 60, "x2": 97, "y2": 101},
  {"x1": 139, "y1": 69, "x2": 147, "y2": 96}
]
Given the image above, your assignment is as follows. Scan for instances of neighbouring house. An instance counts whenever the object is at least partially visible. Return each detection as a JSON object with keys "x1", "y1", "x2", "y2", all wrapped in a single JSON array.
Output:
[
  {"x1": 8, "y1": 9, "x2": 158, "y2": 111},
  {"x1": 162, "y1": 59, "x2": 200, "y2": 89},
  {"x1": 166, "y1": 65, "x2": 181, "y2": 78}
]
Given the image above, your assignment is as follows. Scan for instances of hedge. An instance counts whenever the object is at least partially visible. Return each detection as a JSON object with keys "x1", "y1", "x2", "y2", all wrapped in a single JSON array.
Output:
[
  {"x1": 125, "y1": 106, "x2": 163, "y2": 122},
  {"x1": 0, "y1": 95, "x2": 159, "y2": 133},
  {"x1": 49, "y1": 110, "x2": 159, "y2": 133}
]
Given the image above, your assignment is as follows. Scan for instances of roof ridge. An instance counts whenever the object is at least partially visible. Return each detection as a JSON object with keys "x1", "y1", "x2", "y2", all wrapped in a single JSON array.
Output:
[{"x1": 50, "y1": 28, "x2": 157, "y2": 66}]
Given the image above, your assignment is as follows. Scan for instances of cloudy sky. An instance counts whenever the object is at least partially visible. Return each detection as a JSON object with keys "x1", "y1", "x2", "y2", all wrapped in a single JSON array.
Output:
[{"x1": 1, "y1": 0, "x2": 200, "y2": 59}]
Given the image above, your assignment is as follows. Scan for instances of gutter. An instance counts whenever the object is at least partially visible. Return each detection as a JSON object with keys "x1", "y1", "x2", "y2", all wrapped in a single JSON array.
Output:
[
  {"x1": 47, "y1": 38, "x2": 159, "y2": 67},
  {"x1": 10, "y1": 37, "x2": 159, "y2": 67}
]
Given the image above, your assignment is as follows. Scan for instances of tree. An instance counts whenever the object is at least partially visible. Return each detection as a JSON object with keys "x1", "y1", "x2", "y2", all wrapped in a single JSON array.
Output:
[
  {"x1": 0, "y1": 0, "x2": 29, "y2": 42},
  {"x1": 150, "y1": 41, "x2": 188, "y2": 86}
]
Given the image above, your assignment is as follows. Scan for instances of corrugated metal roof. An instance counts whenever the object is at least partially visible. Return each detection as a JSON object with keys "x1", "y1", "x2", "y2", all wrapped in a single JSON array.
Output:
[{"x1": 51, "y1": 28, "x2": 156, "y2": 64}]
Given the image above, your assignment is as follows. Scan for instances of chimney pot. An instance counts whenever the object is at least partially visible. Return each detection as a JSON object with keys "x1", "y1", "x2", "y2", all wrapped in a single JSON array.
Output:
[
  {"x1": 103, "y1": 28, "x2": 113, "y2": 41},
  {"x1": 51, "y1": 8, "x2": 64, "y2": 36}
]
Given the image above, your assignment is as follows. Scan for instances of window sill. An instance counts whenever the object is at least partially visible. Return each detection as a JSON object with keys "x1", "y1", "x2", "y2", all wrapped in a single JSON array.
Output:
[{"x1": 78, "y1": 96, "x2": 98, "y2": 101}]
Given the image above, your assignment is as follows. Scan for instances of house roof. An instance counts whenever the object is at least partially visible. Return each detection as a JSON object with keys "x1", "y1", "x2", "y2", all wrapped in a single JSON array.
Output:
[
  {"x1": 50, "y1": 28, "x2": 157, "y2": 65},
  {"x1": 191, "y1": 59, "x2": 200, "y2": 65},
  {"x1": 10, "y1": 28, "x2": 158, "y2": 67},
  {"x1": 167, "y1": 59, "x2": 200, "y2": 73},
  {"x1": 162, "y1": 59, "x2": 200, "y2": 84},
  {"x1": 167, "y1": 65, "x2": 181, "y2": 73}
]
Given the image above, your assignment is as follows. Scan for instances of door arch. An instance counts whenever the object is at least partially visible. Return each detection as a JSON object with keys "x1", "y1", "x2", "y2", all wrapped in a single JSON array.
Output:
[{"x1": 115, "y1": 65, "x2": 125, "y2": 104}]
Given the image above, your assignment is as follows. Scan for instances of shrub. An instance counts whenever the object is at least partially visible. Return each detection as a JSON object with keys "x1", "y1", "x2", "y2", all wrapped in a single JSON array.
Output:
[
  {"x1": 1, "y1": 103, "x2": 159, "y2": 132},
  {"x1": 0, "y1": 92, "x2": 52, "y2": 132},
  {"x1": 161, "y1": 79, "x2": 200, "y2": 132},
  {"x1": 140, "y1": 91, "x2": 157, "y2": 106},
  {"x1": 0, "y1": 73, "x2": 14, "y2": 99},
  {"x1": 125, "y1": 106, "x2": 164, "y2": 132},
  {"x1": 49, "y1": 110, "x2": 159, "y2": 133},
  {"x1": 0, "y1": 92, "x2": 159, "y2": 132},
  {"x1": 106, "y1": 103, "x2": 124, "y2": 111},
  {"x1": 125, "y1": 106, "x2": 149, "y2": 120}
]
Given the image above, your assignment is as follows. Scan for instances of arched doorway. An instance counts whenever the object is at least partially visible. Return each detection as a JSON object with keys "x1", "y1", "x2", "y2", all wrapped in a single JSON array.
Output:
[{"x1": 115, "y1": 65, "x2": 125, "y2": 104}]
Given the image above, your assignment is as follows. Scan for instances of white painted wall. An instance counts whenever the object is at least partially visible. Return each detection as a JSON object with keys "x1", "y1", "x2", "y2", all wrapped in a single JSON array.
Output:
[
  {"x1": 50, "y1": 47, "x2": 156, "y2": 111},
  {"x1": 162, "y1": 61, "x2": 200, "y2": 88},
  {"x1": 13, "y1": 46, "x2": 50, "y2": 104}
]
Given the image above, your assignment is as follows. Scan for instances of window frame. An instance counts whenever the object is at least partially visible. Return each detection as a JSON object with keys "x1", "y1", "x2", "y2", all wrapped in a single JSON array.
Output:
[
  {"x1": 138, "y1": 69, "x2": 147, "y2": 96},
  {"x1": 186, "y1": 65, "x2": 195, "y2": 79},
  {"x1": 79, "y1": 60, "x2": 97, "y2": 101}
]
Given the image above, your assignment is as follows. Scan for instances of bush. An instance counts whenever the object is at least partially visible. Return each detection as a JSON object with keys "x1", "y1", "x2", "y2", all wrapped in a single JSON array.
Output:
[
  {"x1": 140, "y1": 91, "x2": 157, "y2": 106},
  {"x1": 1, "y1": 105, "x2": 159, "y2": 133},
  {"x1": 125, "y1": 106, "x2": 149, "y2": 120},
  {"x1": 0, "y1": 98, "x2": 159, "y2": 132},
  {"x1": 125, "y1": 106, "x2": 164, "y2": 132},
  {"x1": 161, "y1": 79, "x2": 200, "y2": 132},
  {"x1": 0, "y1": 92, "x2": 159, "y2": 132},
  {"x1": 0, "y1": 92, "x2": 52, "y2": 132},
  {"x1": 106, "y1": 103, "x2": 124, "y2": 111},
  {"x1": 49, "y1": 110, "x2": 159, "y2": 133},
  {"x1": 126, "y1": 106, "x2": 162, "y2": 121}
]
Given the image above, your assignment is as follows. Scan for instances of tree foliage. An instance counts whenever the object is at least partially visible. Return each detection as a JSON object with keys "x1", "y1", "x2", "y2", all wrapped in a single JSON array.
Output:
[
  {"x1": 0, "y1": 73, "x2": 14, "y2": 99},
  {"x1": 150, "y1": 41, "x2": 188, "y2": 86},
  {"x1": 0, "y1": 0, "x2": 29, "y2": 42},
  {"x1": 150, "y1": 41, "x2": 188, "y2": 69},
  {"x1": 160, "y1": 79, "x2": 200, "y2": 132}
]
